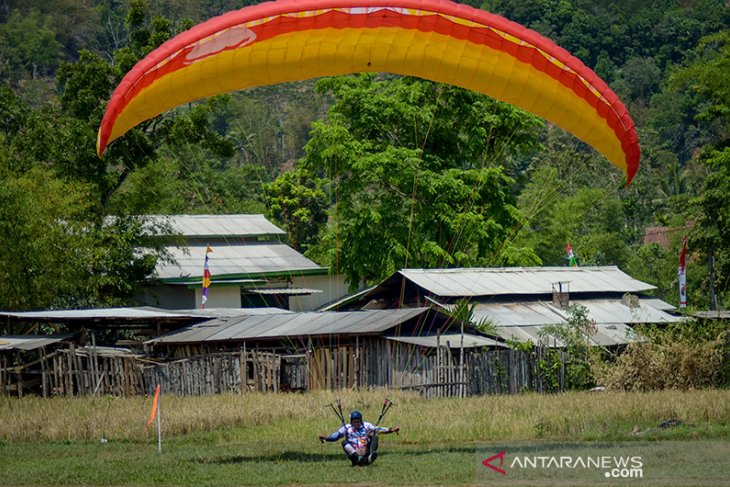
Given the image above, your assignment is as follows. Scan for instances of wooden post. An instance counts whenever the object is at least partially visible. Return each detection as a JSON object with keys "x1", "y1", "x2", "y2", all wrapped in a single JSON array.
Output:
[
  {"x1": 354, "y1": 336, "x2": 359, "y2": 389},
  {"x1": 40, "y1": 348, "x2": 48, "y2": 398},
  {"x1": 436, "y1": 332, "x2": 441, "y2": 398},
  {"x1": 66, "y1": 346, "x2": 74, "y2": 395},
  {"x1": 459, "y1": 322, "x2": 465, "y2": 398}
]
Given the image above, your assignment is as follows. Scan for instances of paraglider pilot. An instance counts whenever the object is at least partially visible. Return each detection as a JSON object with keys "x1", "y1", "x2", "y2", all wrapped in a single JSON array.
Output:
[{"x1": 319, "y1": 410, "x2": 400, "y2": 466}]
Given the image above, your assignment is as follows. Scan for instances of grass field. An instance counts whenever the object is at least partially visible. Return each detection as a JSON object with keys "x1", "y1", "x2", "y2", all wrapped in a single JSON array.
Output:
[{"x1": 1, "y1": 389, "x2": 728, "y2": 486}]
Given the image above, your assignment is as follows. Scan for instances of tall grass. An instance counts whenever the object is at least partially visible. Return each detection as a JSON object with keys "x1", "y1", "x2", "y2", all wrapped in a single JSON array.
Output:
[{"x1": 2, "y1": 388, "x2": 728, "y2": 443}]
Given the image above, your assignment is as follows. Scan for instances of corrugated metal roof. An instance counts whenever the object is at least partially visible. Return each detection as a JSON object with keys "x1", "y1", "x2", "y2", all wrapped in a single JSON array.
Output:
[
  {"x1": 181, "y1": 308, "x2": 293, "y2": 318},
  {"x1": 317, "y1": 286, "x2": 377, "y2": 311},
  {"x1": 0, "y1": 333, "x2": 75, "y2": 351},
  {"x1": 640, "y1": 298, "x2": 677, "y2": 311},
  {"x1": 387, "y1": 333, "x2": 506, "y2": 349},
  {"x1": 497, "y1": 323, "x2": 638, "y2": 347},
  {"x1": 148, "y1": 214, "x2": 285, "y2": 237},
  {"x1": 248, "y1": 288, "x2": 323, "y2": 295},
  {"x1": 469, "y1": 299, "x2": 682, "y2": 327},
  {"x1": 0, "y1": 308, "x2": 198, "y2": 321},
  {"x1": 498, "y1": 325, "x2": 565, "y2": 346},
  {"x1": 156, "y1": 242, "x2": 324, "y2": 280},
  {"x1": 400, "y1": 267, "x2": 655, "y2": 297},
  {"x1": 471, "y1": 302, "x2": 566, "y2": 326},
  {"x1": 149, "y1": 308, "x2": 430, "y2": 344},
  {"x1": 579, "y1": 300, "x2": 682, "y2": 325},
  {"x1": 166, "y1": 278, "x2": 266, "y2": 286}
]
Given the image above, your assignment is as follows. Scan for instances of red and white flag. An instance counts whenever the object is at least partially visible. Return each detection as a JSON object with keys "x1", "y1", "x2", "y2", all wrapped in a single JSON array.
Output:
[{"x1": 678, "y1": 238, "x2": 687, "y2": 308}]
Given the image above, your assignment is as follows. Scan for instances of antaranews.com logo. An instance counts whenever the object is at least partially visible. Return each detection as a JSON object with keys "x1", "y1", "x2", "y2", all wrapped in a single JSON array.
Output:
[
  {"x1": 482, "y1": 450, "x2": 643, "y2": 479},
  {"x1": 477, "y1": 441, "x2": 729, "y2": 486}
]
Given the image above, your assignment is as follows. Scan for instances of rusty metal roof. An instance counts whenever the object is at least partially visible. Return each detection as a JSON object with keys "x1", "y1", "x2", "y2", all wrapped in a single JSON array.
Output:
[
  {"x1": 148, "y1": 308, "x2": 432, "y2": 344},
  {"x1": 399, "y1": 267, "x2": 655, "y2": 297}
]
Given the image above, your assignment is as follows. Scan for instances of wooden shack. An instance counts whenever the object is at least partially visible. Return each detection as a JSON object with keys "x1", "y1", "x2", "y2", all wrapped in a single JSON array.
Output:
[{"x1": 141, "y1": 307, "x2": 558, "y2": 397}]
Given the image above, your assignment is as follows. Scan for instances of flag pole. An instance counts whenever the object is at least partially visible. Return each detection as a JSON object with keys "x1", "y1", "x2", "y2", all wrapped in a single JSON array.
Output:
[
  {"x1": 156, "y1": 389, "x2": 162, "y2": 453},
  {"x1": 146, "y1": 384, "x2": 161, "y2": 452}
]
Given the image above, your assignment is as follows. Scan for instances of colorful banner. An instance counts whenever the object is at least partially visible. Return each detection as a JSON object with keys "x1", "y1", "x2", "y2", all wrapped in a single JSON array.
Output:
[{"x1": 202, "y1": 245, "x2": 213, "y2": 309}]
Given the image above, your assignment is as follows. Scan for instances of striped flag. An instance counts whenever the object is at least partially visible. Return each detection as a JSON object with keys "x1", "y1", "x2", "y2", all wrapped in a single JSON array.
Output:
[
  {"x1": 566, "y1": 242, "x2": 577, "y2": 267},
  {"x1": 202, "y1": 245, "x2": 213, "y2": 309},
  {"x1": 678, "y1": 238, "x2": 687, "y2": 308}
]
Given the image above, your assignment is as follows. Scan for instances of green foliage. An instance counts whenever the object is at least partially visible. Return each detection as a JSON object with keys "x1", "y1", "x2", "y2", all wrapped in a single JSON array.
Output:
[
  {"x1": 0, "y1": 165, "x2": 94, "y2": 311},
  {"x1": 0, "y1": 0, "x2": 727, "y2": 311},
  {"x1": 516, "y1": 164, "x2": 629, "y2": 267},
  {"x1": 446, "y1": 299, "x2": 499, "y2": 336},
  {"x1": 301, "y1": 74, "x2": 542, "y2": 286},
  {"x1": 690, "y1": 148, "x2": 730, "y2": 308},
  {"x1": 663, "y1": 31, "x2": 730, "y2": 309},
  {"x1": 0, "y1": 1, "x2": 243, "y2": 312},
  {"x1": 264, "y1": 168, "x2": 329, "y2": 253},
  {"x1": 0, "y1": 9, "x2": 62, "y2": 83}
]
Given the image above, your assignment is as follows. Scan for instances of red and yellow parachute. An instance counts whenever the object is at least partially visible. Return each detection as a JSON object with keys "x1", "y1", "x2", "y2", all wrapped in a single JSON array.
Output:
[{"x1": 98, "y1": 0, "x2": 640, "y2": 183}]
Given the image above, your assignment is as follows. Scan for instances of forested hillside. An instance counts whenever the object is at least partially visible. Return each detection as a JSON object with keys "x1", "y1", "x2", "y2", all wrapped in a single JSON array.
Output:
[{"x1": 0, "y1": 0, "x2": 728, "y2": 311}]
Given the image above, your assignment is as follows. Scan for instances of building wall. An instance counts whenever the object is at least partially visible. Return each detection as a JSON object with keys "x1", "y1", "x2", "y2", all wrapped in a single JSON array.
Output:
[
  {"x1": 195, "y1": 285, "x2": 241, "y2": 309},
  {"x1": 141, "y1": 275, "x2": 348, "y2": 311},
  {"x1": 138, "y1": 285, "x2": 195, "y2": 309},
  {"x1": 289, "y1": 274, "x2": 348, "y2": 311}
]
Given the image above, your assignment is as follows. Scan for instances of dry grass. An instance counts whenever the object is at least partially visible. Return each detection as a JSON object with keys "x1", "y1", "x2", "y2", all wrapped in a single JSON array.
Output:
[
  {"x1": 594, "y1": 331, "x2": 730, "y2": 391},
  {"x1": 2, "y1": 388, "x2": 728, "y2": 444}
]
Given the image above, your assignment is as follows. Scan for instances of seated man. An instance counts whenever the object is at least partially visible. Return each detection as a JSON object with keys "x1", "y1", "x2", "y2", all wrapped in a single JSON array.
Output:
[{"x1": 319, "y1": 410, "x2": 400, "y2": 466}]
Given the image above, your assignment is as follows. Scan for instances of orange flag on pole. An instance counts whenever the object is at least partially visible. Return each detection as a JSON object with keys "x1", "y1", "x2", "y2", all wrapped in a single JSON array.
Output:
[{"x1": 146, "y1": 384, "x2": 160, "y2": 430}]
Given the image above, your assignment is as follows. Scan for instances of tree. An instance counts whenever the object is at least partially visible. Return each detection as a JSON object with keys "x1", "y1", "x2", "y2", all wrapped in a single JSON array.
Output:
[
  {"x1": 299, "y1": 74, "x2": 542, "y2": 287},
  {"x1": 0, "y1": 9, "x2": 62, "y2": 83},
  {"x1": 264, "y1": 168, "x2": 329, "y2": 253},
  {"x1": 55, "y1": 1, "x2": 234, "y2": 215},
  {"x1": 674, "y1": 32, "x2": 730, "y2": 309},
  {"x1": 0, "y1": 1, "x2": 236, "y2": 311},
  {"x1": 0, "y1": 163, "x2": 94, "y2": 312}
]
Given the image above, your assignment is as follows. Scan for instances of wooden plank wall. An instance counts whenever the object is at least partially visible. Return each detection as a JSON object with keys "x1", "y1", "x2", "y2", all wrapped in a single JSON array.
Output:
[
  {"x1": 50, "y1": 348, "x2": 144, "y2": 397},
  {"x1": 143, "y1": 351, "x2": 281, "y2": 397},
  {"x1": 280, "y1": 354, "x2": 308, "y2": 391},
  {"x1": 363, "y1": 340, "x2": 566, "y2": 398},
  {"x1": 1, "y1": 340, "x2": 567, "y2": 398}
]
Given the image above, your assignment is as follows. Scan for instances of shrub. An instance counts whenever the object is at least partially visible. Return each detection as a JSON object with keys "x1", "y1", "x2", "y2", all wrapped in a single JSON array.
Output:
[{"x1": 594, "y1": 321, "x2": 729, "y2": 391}]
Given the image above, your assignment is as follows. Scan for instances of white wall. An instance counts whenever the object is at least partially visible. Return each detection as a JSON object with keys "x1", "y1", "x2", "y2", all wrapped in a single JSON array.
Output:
[
  {"x1": 195, "y1": 285, "x2": 241, "y2": 309},
  {"x1": 289, "y1": 274, "x2": 348, "y2": 311}
]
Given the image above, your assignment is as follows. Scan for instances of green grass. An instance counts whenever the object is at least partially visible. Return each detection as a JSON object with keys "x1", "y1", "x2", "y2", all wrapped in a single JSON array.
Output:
[{"x1": 1, "y1": 389, "x2": 729, "y2": 486}]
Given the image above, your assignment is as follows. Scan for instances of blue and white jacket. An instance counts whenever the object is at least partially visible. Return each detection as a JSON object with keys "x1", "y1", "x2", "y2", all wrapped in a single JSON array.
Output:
[{"x1": 325, "y1": 422, "x2": 388, "y2": 449}]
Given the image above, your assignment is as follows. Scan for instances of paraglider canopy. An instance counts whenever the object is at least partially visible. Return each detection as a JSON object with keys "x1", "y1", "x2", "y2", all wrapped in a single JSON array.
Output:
[{"x1": 97, "y1": 0, "x2": 640, "y2": 183}]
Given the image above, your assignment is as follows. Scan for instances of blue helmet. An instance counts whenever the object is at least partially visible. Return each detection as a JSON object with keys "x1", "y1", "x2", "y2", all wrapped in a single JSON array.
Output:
[{"x1": 350, "y1": 410, "x2": 362, "y2": 422}]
